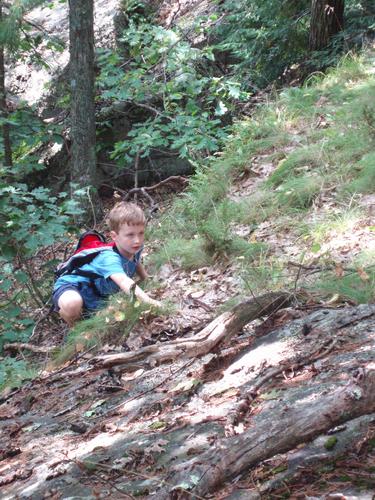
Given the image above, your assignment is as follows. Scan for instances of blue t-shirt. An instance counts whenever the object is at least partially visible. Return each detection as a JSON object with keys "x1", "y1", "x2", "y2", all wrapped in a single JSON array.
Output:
[{"x1": 54, "y1": 248, "x2": 142, "y2": 297}]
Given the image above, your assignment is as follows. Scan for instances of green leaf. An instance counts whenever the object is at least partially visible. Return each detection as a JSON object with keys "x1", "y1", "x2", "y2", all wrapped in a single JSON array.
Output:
[
  {"x1": 215, "y1": 101, "x2": 228, "y2": 116},
  {"x1": 14, "y1": 271, "x2": 29, "y2": 284},
  {"x1": 311, "y1": 243, "x2": 321, "y2": 253},
  {"x1": 149, "y1": 421, "x2": 167, "y2": 430},
  {"x1": 0, "y1": 279, "x2": 12, "y2": 292},
  {"x1": 324, "y1": 436, "x2": 338, "y2": 450}
]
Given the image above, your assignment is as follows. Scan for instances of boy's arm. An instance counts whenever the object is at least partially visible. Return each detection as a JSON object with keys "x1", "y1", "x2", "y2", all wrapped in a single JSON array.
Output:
[
  {"x1": 110, "y1": 272, "x2": 161, "y2": 307},
  {"x1": 135, "y1": 262, "x2": 148, "y2": 281}
]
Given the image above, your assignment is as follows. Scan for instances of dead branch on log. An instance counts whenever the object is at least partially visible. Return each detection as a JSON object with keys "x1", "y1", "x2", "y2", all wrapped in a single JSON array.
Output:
[
  {"x1": 102, "y1": 175, "x2": 187, "y2": 197},
  {"x1": 102, "y1": 176, "x2": 188, "y2": 215},
  {"x1": 125, "y1": 187, "x2": 158, "y2": 214},
  {"x1": 156, "y1": 362, "x2": 375, "y2": 499},
  {"x1": 91, "y1": 292, "x2": 294, "y2": 370}
]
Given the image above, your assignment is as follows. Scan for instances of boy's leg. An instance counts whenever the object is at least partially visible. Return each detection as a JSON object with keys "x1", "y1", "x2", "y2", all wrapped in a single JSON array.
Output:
[{"x1": 57, "y1": 290, "x2": 83, "y2": 326}]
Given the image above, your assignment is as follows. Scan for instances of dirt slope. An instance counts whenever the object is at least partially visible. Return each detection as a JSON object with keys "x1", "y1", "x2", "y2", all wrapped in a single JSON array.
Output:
[{"x1": 1, "y1": 300, "x2": 374, "y2": 499}]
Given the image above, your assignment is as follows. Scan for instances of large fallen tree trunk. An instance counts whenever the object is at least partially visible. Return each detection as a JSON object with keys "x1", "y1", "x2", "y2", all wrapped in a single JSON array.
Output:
[
  {"x1": 158, "y1": 361, "x2": 375, "y2": 499},
  {"x1": 91, "y1": 291, "x2": 294, "y2": 369}
]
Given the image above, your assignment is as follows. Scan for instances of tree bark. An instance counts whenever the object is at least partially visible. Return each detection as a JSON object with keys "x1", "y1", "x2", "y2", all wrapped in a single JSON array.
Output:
[
  {"x1": 0, "y1": 2, "x2": 12, "y2": 167},
  {"x1": 69, "y1": 0, "x2": 101, "y2": 223},
  {"x1": 309, "y1": 0, "x2": 345, "y2": 51},
  {"x1": 157, "y1": 361, "x2": 375, "y2": 498}
]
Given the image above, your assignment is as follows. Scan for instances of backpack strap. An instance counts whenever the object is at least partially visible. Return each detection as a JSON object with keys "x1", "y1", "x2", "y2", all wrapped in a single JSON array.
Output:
[{"x1": 55, "y1": 246, "x2": 114, "y2": 279}]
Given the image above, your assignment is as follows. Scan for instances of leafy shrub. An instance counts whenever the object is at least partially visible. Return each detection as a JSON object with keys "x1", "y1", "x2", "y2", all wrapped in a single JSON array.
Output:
[
  {"x1": 53, "y1": 295, "x2": 165, "y2": 365},
  {"x1": 240, "y1": 254, "x2": 289, "y2": 295},
  {"x1": 235, "y1": 190, "x2": 275, "y2": 225},
  {"x1": 151, "y1": 236, "x2": 211, "y2": 270},
  {"x1": 212, "y1": 0, "x2": 310, "y2": 89},
  {"x1": 0, "y1": 358, "x2": 36, "y2": 391},
  {"x1": 0, "y1": 180, "x2": 82, "y2": 350},
  {"x1": 267, "y1": 147, "x2": 322, "y2": 187},
  {"x1": 97, "y1": 5, "x2": 247, "y2": 168}
]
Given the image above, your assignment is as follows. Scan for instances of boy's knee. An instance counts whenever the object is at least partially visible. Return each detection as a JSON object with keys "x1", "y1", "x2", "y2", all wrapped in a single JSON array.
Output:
[{"x1": 58, "y1": 290, "x2": 83, "y2": 324}]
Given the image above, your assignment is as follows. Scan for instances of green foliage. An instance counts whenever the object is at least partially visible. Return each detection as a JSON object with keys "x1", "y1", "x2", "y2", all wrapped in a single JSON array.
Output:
[
  {"x1": 314, "y1": 267, "x2": 375, "y2": 304},
  {"x1": 347, "y1": 153, "x2": 375, "y2": 194},
  {"x1": 151, "y1": 49, "x2": 375, "y2": 310},
  {"x1": 0, "y1": 357, "x2": 36, "y2": 391},
  {"x1": 0, "y1": 179, "x2": 83, "y2": 350},
  {"x1": 212, "y1": 0, "x2": 310, "y2": 89},
  {"x1": 53, "y1": 295, "x2": 165, "y2": 365},
  {"x1": 304, "y1": 208, "x2": 363, "y2": 246},
  {"x1": 97, "y1": 3, "x2": 247, "y2": 167},
  {"x1": 324, "y1": 436, "x2": 338, "y2": 450},
  {"x1": 0, "y1": 0, "x2": 65, "y2": 62},
  {"x1": 198, "y1": 199, "x2": 266, "y2": 258},
  {"x1": 240, "y1": 255, "x2": 289, "y2": 296},
  {"x1": 235, "y1": 190, "x2": 275, "y2": 226},
  {"x1": 0, "y1": 102, "x2": 65, "y2": 179},
  {"x1": 210, "y1": 0, "x2": 375, "y2": 90},
  {"x1": 267, "y1": 148, "x2": 321, "y2": 187},
  {"x1": 151, "y1": 236, "x2": 211, "y2": 271},
  {"x1": 0, "y1": 182, "x2": 80, "y2": 260}
]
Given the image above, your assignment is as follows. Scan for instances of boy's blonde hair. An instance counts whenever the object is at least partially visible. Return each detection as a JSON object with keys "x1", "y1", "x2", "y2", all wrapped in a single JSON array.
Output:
[{"x1": 108, "y1": 202, "x2": 145, "y2": 232}]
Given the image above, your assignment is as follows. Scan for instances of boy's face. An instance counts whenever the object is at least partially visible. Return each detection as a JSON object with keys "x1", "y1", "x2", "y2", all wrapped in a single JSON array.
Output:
[{"x1": 111, "y1": 223, "x2": 145, "y2": 259}]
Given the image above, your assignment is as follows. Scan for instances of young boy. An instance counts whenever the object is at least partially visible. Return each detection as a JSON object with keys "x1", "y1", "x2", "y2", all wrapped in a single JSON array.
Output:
[{"x1": 53, "y1": 202, "x2": 161, "y2": 326}]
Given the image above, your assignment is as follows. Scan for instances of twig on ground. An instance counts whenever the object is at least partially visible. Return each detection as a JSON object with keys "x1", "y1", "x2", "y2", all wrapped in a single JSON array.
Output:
[
  {"x1": 109, "y1": 358, "x2": 195, "y2": 414},
  {"x1": 52, "y1": 402, "x2": 81, "y2": 418},
  {"x1": 3, "y1": 342, "x2": 56, "y2": 354},
  {"x1": 125, "y1": 187, "x2": 158, "y2": 214},
  {"x1": 103, "y1": 175, "x2": 187, "y2": 195},
  {"x1": 29, "y1": 306, "x2": 55, "y2": 341},
  {"x1": 70, "y1": 457, "x2": 205, "y2": 500}
]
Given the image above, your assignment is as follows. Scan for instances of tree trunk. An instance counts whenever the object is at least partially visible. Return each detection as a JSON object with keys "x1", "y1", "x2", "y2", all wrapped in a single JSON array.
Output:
[
  {"x1": 0, "y1": 3, "x2": 12, "y2": 167},
  {"x1": 69, "y1": 0, "x2": 101, "y2": 224},
  {"x1": 309, "y1": 0, "x2": 345, "y2": 51}
]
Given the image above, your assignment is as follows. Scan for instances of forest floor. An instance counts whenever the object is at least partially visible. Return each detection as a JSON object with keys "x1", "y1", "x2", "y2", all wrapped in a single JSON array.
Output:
[
  {"x1": 1, "y1": 2, "x2": 375, "y2": 498},
  {"x1": 1, "y1": 114, "x2": 374, "y2": 498}
]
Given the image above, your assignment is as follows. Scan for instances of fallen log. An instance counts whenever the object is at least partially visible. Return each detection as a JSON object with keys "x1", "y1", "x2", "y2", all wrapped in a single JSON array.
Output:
[
  {"x1": 91, "y1": 291, "x2": 294, "y2": 369},
  {"x1": 157, "y1": 361, "x2": 375, "y2": 499}
]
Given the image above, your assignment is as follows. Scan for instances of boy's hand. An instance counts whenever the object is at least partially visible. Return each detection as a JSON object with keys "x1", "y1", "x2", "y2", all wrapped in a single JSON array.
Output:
[
  {"x1": 110, "y1": 272, "x2": 162, "y2": 308},
  {"x1": 145, "y1": 297, "x2": 163, "y2": 308}
]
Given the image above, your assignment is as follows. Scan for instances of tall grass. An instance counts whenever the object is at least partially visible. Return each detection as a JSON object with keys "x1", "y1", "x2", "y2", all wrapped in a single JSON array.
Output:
[{"x1": 149, "y1": 50, "x2": 375, "y2": 302}]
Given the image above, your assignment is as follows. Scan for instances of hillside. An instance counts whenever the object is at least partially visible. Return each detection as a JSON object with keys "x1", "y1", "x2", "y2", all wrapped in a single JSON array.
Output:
[{"x1": 1, "y1": 46, "x2": 375, "y2": 499}]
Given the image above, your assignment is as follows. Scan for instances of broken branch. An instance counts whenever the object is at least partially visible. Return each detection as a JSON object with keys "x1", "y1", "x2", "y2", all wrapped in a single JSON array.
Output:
[{"x1": 91, "y1": 292, "x2": 294, "y2": 369}]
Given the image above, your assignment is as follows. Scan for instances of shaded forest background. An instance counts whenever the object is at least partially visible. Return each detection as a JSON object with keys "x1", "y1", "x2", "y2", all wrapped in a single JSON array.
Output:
[{"x1": 0, "y1": 0, "x2": 375, "y2": 498}]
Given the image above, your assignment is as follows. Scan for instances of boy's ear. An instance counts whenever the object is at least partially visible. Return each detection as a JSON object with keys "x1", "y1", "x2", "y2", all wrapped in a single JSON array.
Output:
[{"x1": 110, "y1": 230, "x2": 118, "y2": 241}]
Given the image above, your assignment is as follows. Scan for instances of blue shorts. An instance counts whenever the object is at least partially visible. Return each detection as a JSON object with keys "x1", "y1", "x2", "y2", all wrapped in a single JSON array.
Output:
[{"x1": 52, "y1": 283, "x2": 107, "y2": 312}]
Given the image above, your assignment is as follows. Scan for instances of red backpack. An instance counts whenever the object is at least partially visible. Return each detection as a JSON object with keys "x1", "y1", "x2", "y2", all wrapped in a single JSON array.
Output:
[{"x1": 55, "y1": 230, "x2": 116, "y2": 280}]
